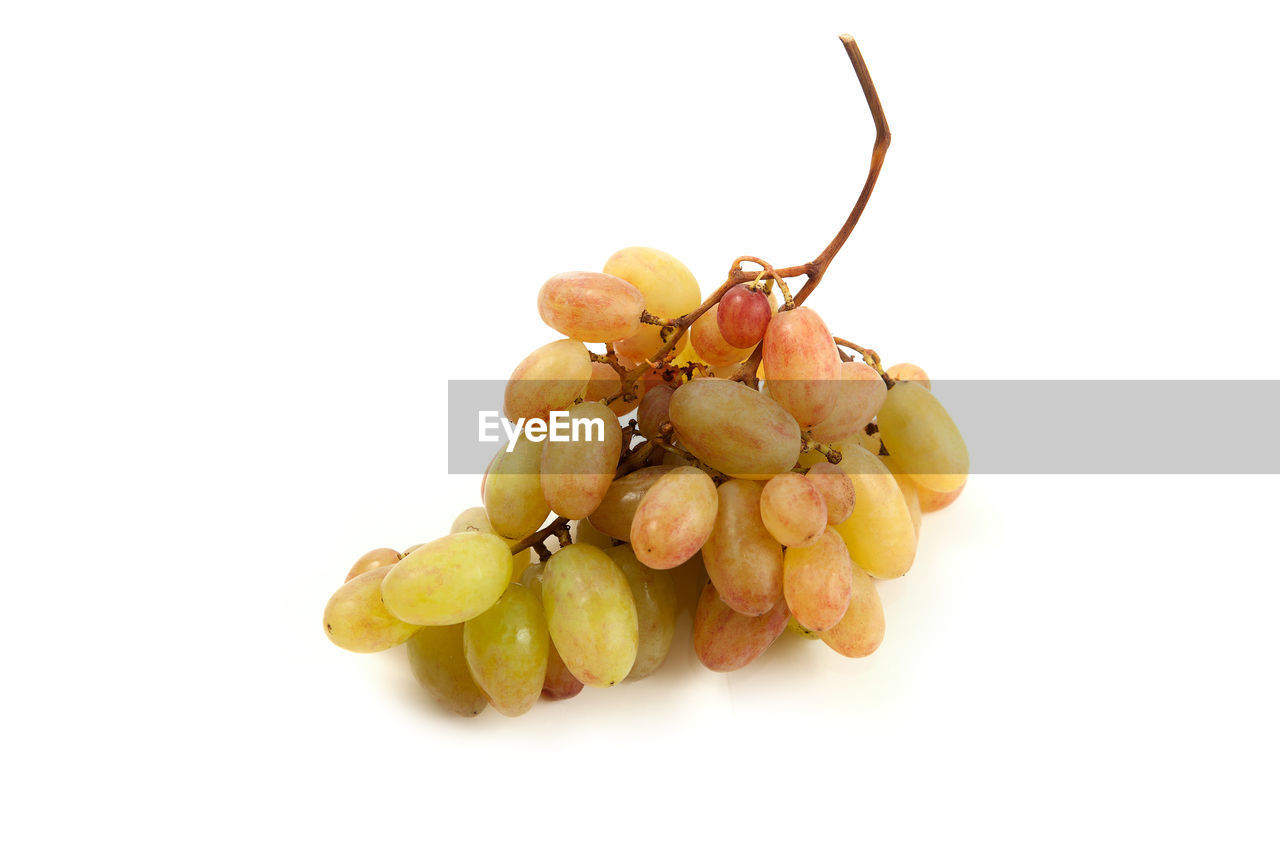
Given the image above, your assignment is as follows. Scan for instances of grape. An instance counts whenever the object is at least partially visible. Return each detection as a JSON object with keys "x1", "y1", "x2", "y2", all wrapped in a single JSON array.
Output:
[
  {"x1": 787, "y1": 616, "x2": 821, "y2": 640},
  {"x1": 406, "y1": 624, "x2": 489, "y2": 717},
  {"x1": 450, "y1": 506, "x2": 531, "y2": 573},
  {"x1": 584, "y1": 360, "x2": 639, "y2": 418},
  {"x1": 808, "y1": 361, "x2": 887, "y2": 444},
  {"x1": 463, "y1": 584, "x2": 549, "y2": 717},
  {"x1": 483, "y1": 434, "x2": 551, "y2": 540},
  {"x1": 717, "y1": 284, "x2": 771, "y2": 348},
  {"x1": 540, "y1": 401, "x2": 624, "y2": 519},
  {"x1": 537, "y1": 271, "x2": 645, "y2": 342},
  {"x1": 783, "y1": 527, "x2": 854, "y2": 632},
  {"x1": 587, "y1": 465, "x2": 676, "y2": 540},
  {"x1": 693, "y1": 582, "x2": 789, "y2": 672},
  {"x1": 542, "y1": 544, "x2": 638, "y2": 687},
  {"x1": 630, "y1": 466, "x2": 719, "y2": 569},
  {"x1": 605, "y1": 247, "x2": 702, "y2": 362},
  {"x1": 806, "y1": 462, "x2": 856, "y2": 525},
  {"x1": 402, "y1": 543, "x2": 427, "y2": 555},
  {"x1": 572, "y1": 517, "x2": 616, "y2": 550},
  {"x1": 701, "y1": 479, "x2": 784, "y2": 616},
  {"x1": 918, "y1": 480, "x2": 965, "y2": 513},
  {"x1": 668, "y1": 378, "x2": 801, "y2": 479},
  {"x1": 876, "y1": 380, "x2": 969, "y2": 494},
  {"x1": 690, "y1": 309, "x2": 754, "y2": 366},
  {"x1": 832, "y1": 445, "x2": 917, "y2": 579},
  {"x1": 607, "y1": 545, "x2": 678, "y2": 680},
  {"x1": 323, "y1": 566, "x2": 421, "y2": 653},
  {"x1": 759, "y1": 472, "x2": 827, "y2": 548},
  {"x1": 345, "y1": 547, "x2": 401, "y2": 582},
  {"x1": 886, "y1": 362, "x2": 931, "y2": 389},
  {"x1": 852, "y1": 428, "x2": 883, "y2": 456},
  {"x1": 881, "y1": 455, "x2": 923, "y2": 535},
  {"x1": 636, "y1": 383, "x2": 674, "y2": 441},
  {"x1": 381, "y1": 532, "x2": 514, "y2": 625},
  {"x1": 819, "y1": 563, "x2": 884, "y2": 658},
  {"x1": 518, "y1": 563, "x2": 585, "y2": 700},
  {"x1": 761, "y1": 307, "x2": 841, "y2": 427},
  {"x1": 504, "y1": 338, "x2": 592, "y2": 424}
]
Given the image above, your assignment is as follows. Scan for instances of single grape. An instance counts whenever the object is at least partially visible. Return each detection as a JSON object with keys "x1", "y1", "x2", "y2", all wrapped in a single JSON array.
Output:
[
  {"x1": 323, "y1": 566, "x2": 421, "y2": 653},
  {"x1": 607, "y1": 545, "x2": 678, "y2": 680},
  {"x1": 806, "y1": 462, "x2": 856, "y2": 525},
  {"x1": 542, "y1": 544, "x2": 638, "y2": 687},
  {"x1": 761, "y1": 307, "x2": 841, "y2": 427},
  {"x1": 693, "y1": 582, "x2": 790, "y2": 672},
  {"x1": 537, "y1": 271, "x2": 645, "y2": 343},
  {"x1": 604, "y1": 247, "x2": 701, "y2": 362},
  {"x1": 504, "y1": 338, "x2": 592, "y2": 424},
  {"x1": 483, "y1": 434, "x2": 551, "y2": 540},
  {"x1": 406, "y1": 623, "x2": 488, "y2": 717},
  {"x1": 519, "y1": 563, "x2": 585, "y2": 700},
  {"x1": 587, "y1": 465, "x2": 676, "y2": 541},
  {"x1": 668, "y1": 378, "x2": 801, "y2": 479},
  {"x1": 881, "y1": 455, "x2": 923, "y2": 535},
  {"x1": 380, "y1": 532, "x2": 514, "y2": 625},
  {"x1": 690, "y1": 309, "x2": 754, "y2": 366},
  {"x1": 636, "y1": 383, "x2": 674, "y2": 441},
  {"x1": 345, "y1": 547, "x2": 401, "y2": 582},
  {"x1": 783, "y1": 527, "x2": 854, "y2": 633},
  {"x1": 886, "y1": 362, "x2": 931, "y2": 389},
  {"x1": 463, "y1": 584, "x2": 549, "y2": 717},
  {"x1": 540, "y1": 401, "x2": 624, "y2": 520},
  {"x1": 876, "y1": 380, "x2": 969, "y2": 493},
  {"x1": 832, "y1": 445, "x2": 917, "y2": 579},
  {"x1": 818, "y1": 563, "x2": 884, "y2": 658},
  {"x1": 917, "y1": 480, "x2": 965, "y2": 513},
  {"x1": 808, "y1": 361, "x2": 887, "y2": 444},
  {"x1": 630, "y1": 466, "x2": 719, "y2": 569},
  {"x1": 717, "y1": 284, "x2": 771, "y2": 348},
  {"x1": 701, "y1": 479, "x2": 784, "y2": 616},
  {"x1": 759, "y1": 472, "x2": 827, "y2": 547}
]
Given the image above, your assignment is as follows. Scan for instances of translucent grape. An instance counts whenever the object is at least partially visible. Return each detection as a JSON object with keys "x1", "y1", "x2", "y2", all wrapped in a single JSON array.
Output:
[
  {"x1": 876, "y1": 380, "x2": 969, "y2": 494},
  {"x1": 819, "y1": 563, "x2": 884, "y2": 658},
  {"x1": 406, "y1": 623, "x2": 488, "y2": 717},
  {"x1": 690, "y1": 310, "x2": 754, "y2": 366},
  {"x1": 504, "y1": 338, "x2": 592, "y2": 424},
  {"x1": 542, "y1": 544, "x2": 638, "y2": 687},
  {"x1": 783, "y1": 527, "x2": 854, "y2": 632},
  {"x1": 761, "y1": 307, "x2": 841, "y2": 427},
  {"x1": 483, "y1": 434, "x2": 551, "y2": 540},
  {"x1": 717, "y1": 284, "x2": 771, "y2": 348},
  {"x1": 881, "y1": 455, "x2": 923, "y2": 535},
  {"x1": 323, "y1": 565, "x2": 422, "y2": 653},
  {"x1": 518, "y1": 563, "x2": 585, "y2": 700},
  {"x1": 540, "y1": 401, "x2": 623, "y2": 519},
  {"x1": 381, "y1": 532, "x2": 514, "y2": 625},
  {"x1": 345, "y1": 547, "x2": 401, "y2": 582},
  {"x1": 886, "y1": 362, "x2": 931, "y2": 389},
  {"x1": 693, "y1": 582, "x2": 790, "y2": 672},
  {"x1": 806, "y1": 462, "x2": 856, "y2": 525},
  {"x1": 630, "y1": 466, "x2": 719, "y2": 569},
  {"x1": 587, "y1": 465, "x2": 676, "y2": 541},
  {"x1": 701, "y1": 479, "x2": 783, "y2": 616},
  {"x1": 918, "y1": 480, "x2": 965, "y2": 513},
  {"x1": 537, "y1": 271, "x2": 645, "y2": 342},
  {"x1": 449, "y1": 506, "x2": 530, "y2": 573},
  {"x1": 607, "y1": 545, "x2": 678, "y2": 680},
  {"x1": 636, "y1": 383, "x2": 674, "y2": 441},
  {"x1": 759, "y1": 472, "x2": 827, "y2": 548},
  {"x1": 605, "y1": 247, "x2": 701, "y2": 362},
  {"x1": 808, "y1": 361, "x2": 887, "y2": 444},
  {"x1": 832, "y1": 445, "x2": 917, "y2": 579},
  {"x1": 668, "y1": 378, "x2": 801, "y2": 479},
  {"x1": 463, "y1": 584, "x2": 549, "y2": 717}
]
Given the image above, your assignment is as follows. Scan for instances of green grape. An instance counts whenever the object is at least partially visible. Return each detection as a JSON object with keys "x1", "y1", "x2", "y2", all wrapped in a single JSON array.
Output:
[
  {"x1": 805, "y1": 462, "x2": 856, "y2": 525},
  {"x1": 819, "y1": 563, "x2": 885, "y2": 658},
  {"x1": 406, "y1": 624, "x2": 488, "y2": 717},
  {"x1": 808, "y1": 361, "x2": 887, "y2": 444},
  {"x1": 607, "y1": 545, "x2": 678, "y2": 680},
  {"x1": 463, "y1": 584, "x2": 550, "y2": 717},
  {"x1": 323, "y1": 566, "x2": 421, "y2": 653},
  {"x1": 542, "y1": 544, "x2": 638, "y2": 687},
  {"x1": 630, "y1": 466, "x2": 718, "y2": 569},
  {"x1": 483, "y1": 434, "x2": 551, "y2": 541},
  {"x1": 587, "y1": 465, "x2": 675, "y2": 540},
  {"x1": 504, "y1": 338, "x2": 592, "y2": 424},
  {"x1": 604, "y1": 247, "x2": 701, "y2": 362},
  {"x1": 572, "y1": 517, "x2": 616, "y2": 550},
  {"x1": 540, "y1": 401, "x2": 623, "y2": 519},
  {"x1": 701, "y1": 479, "x2": 783, "y2": 616},
  {"x1": 450, "y1": 506, "x2": 531, "y2": 573},
  {"x1": 761, "y1": 307, "x2": 841, "y2": 427},
  {"x1": 518, "y1": 563, "x2": 584, "y2": 700},
  {"x1": 345, "y1": 547, "x2": 401, "y2": 582},
  {"x1": 876, "y1": 380, "x2": 969, "y2": 494},
  {"x1": 693, "y1": 582, "x2": 790, "y2": 672},
  {"x1": 381, "y1": 532, "x2": 514, "y2": 625},
  {"x1": 537, "y1": 271, "x2": 645, "y2": 343},
  {"x1": 668, "y1": 379, "x2": 801, "y2": 479},
  {"x1": 783, "y1": 527, "x2": 854, "y2": 633},
  {"x1": 787, "y1": 616, "x2": 821, "y2": 640},
  {"x1": 759, "y1": 472, "x2": 827, "y2": 548},
  {"x1": 833, "y1": 445, "x2": 918, "y2": 580}
]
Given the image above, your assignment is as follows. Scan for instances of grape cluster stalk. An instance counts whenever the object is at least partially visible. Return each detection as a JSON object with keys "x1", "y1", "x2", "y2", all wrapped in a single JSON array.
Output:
[{"x1": 322, "y1": 35, "x2": 971, "y2": 717}]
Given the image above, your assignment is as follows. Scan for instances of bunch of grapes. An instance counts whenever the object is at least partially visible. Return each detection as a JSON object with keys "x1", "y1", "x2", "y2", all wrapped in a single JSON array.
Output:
[{"x1": 321, "y1": 35, "x2": 970, "y2": 718}]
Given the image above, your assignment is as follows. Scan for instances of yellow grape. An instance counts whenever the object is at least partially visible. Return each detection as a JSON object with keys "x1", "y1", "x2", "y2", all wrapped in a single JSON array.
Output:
[
  {"x1": 787, "y1": 616, "x2": 821, "y2": 640},
  {"x1": 833, "y1": 444, "x2": 918, "y2": 579},
  {"x1": 540, "y1": 401, "x2": 623, "y2": 519},
  {"x1": 542, "y1": 544, "x2": 638, "y2": 687},
  {"x1": 463, "y1": 584, "x2": 549, "y2": 717},
  {"x1": 504, "y1": 338, "x2": 592, "y2": 424},
  {"x1": 761, "y1": 307, "x2": 841, "y2": 427},
  {"x1": 808, "y1": 361, "x2": 887, "y2": 444},
  {"x1": 345, "y1": 547, "x2": 401, "y2": 582},
  {"x1": 605, "y1": 247, "x2": 701, "y2": 362},
  {"x1": 886, "y1": 362, "x2": 931, "y2": 389},
  {"x1": 852, "y1": 428, "x2": 883, "y2": 456},
  {"x1": 701, "y1": 479, "x2": 783, "y2": 616},
  {"x1": 324, "y1": 566, "x2": 421, "y2": 653},
  {"x1": 518, "y1": 563, "x2": 585, "y2": 700},
  {"x1": 449, "y1": 506, "x2": 530, "y2": 573},
  {"x1": 381, "y1": 532, "x2": 514, "y2": 625},
  {"x1": 693, "y1": 582, "x2": 790, "y2": 672},
  {"x1": 918, "y1": 479, "x2": 965, "y2": 513},
  {"x1": 537, "y1": 271, "x2": 645, "y2": 342},
  {"x1": 483, "y1": 434, "x2": 551, "y2": 540},
  {"x1": 584, "y1": 360, "x2": 639, "y2": 417},
  {"x1": 805, "y1": 461, "x2": 856, "y2": 525},
  {"x1": 668, "y1": 378, "x2": 801, "y2": 479},
  {"x1": 783, "y1": 527, "x2": 854, "y2": 632},
  {"x1": 572, "y1": 517, "x2": 616, "y2": 550},
  {"x1": 819, "y1": 563, "x2": 884, "y2": 658},
  {"x1": 630, "y1": 466, "x2": 719, "y2": 569},
  {"x1": 587, "y1": 465, "x2": 676, "y2": 540},
  {"x1": 607, "y1": 545, "x2": 678, "y2": 680},
  {"x1": 690, "y1": 309, "x2": 754, "y2": 366},
  {"x1": 881, "y1": 455, "x2": 923, "y2": 535},
  {"x1": 876, "y1": 381, "x2": 969, "y2": 494},
  {"x1": 406, "y1": 623, "x2": 488, "y2": 717},
  {"x1": 759, "y1": 472, "x2": 827, "y2": 548}
]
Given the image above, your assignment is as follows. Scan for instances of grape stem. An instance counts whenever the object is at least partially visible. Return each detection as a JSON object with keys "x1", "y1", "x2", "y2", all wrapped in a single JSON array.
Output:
[
  {"x1": 833, "y1": 336, "x2": 894, "y2": 388},
  {"x1": 801, "y1": 435, "x2": 844, "y2": 465}
]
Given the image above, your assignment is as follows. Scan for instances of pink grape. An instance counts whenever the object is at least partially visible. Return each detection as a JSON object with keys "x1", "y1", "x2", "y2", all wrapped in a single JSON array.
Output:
[{"x1": 717, "y1": 284, "x2": 771, "y2": 348}]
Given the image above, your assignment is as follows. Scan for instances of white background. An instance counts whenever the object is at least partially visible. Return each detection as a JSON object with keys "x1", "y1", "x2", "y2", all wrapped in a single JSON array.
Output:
[{"x1": 2, "y1": 1, "x2": 1278, "y2": 850}]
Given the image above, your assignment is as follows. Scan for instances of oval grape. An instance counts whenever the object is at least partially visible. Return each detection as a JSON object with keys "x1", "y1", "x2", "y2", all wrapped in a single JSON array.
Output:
[
  {"x1": 876, "y1": 380, "x2": 969, "y2": 494},
  {"x1": 483, "y1": 434, "x2": 551, "y2": 540},
  {"x1": 717, "y1": 284, "x2": 771, "y2": 348},
  {"x1": 783, "y1": 527, "x2": 854, "y2": 632},
  {"x1": 406, "y1": 623, "x2": 488, "y2": 717},
  {"x1": 761, "y1": 307, "x2": 841, "y2": 427},
  {"x1": 518, "y1": 562, "x2": 585, "y2": 700},
  {"x1": 630, "y1": 466, "x2": 719, "y2": 569},
  {"x1": 701, "y1": 479, "x2": 784, "y2": 616},
  {"x1": 832, "y1": 445, "x2": 917, "y2": 579},
  {"x1": 819, "y1": 563, "x2": 884, "y2": 658},
  {"x1": 537, "y1": 271, "x2": 645, "y2": 342},
  {"x1": 808, "y1": 361, "x2": 887, "y2": 444},
  {"x1": 540, "y1": 401, "x2": 623, "y2": 519},
  {"x1": 693, "y1": 583, "x2": 790, "y2": 672},
  {"x1": 806, "y1": 461, "x2": 856, "y2": 525},
  {"x1": 587, "y1": 465, "x2": 676, "y2": 541},
  {"x1": 759, "y1": 472, "x2": 827, "y2": 548},
  {"x1": 345, "y1": 547, "x2": 401, "y2": 582},
  {"x1": 607, "y1": 545, "x2": 678, "y2": 680},
  {"x1": 463, "y1": 584, "x2": 549, "y2": 717},
  {"x1": 668, "y1": 378, "x2": 801, "y2": 479},
  {"x1": 605, "y1": 247, "x2": 701, "y2": 362},
  {"x1": 323, "y1": 566, "x2": 421, "y2": 653},
  {"x1": 381, "y1": 532, "x2": 514, "y2": 625},
  {"x1": 504, "y1": 338, "x2": 592, "y2": 424},
  {"x1": 542, "y1": 544, "x2": 638, "y2": 687}
]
